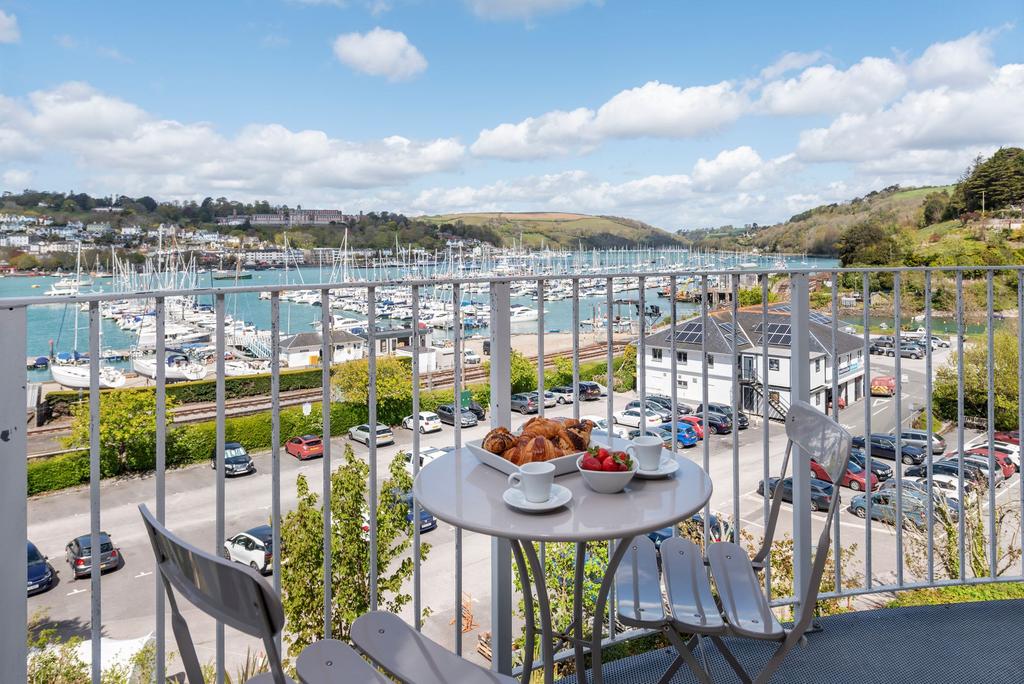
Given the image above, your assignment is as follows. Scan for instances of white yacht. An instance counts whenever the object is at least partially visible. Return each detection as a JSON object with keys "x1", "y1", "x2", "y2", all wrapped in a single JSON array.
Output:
[
  {"x1": 50, "y1": 363, "x2": 126, "y2": 390},
  {"x1": 509, "y1": 306, "x2": 539, "y2": 322},
  {"x1": 132, "y1": 352, "x2": 207, "y2": 381}
]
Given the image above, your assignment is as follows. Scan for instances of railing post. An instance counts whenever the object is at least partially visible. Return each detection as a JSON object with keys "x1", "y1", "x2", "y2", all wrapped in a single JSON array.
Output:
[
  {"x1": 0, "y1": 305, "x2": 27, "y2": 684},
  {"x1": 789, "y1": 274, "x2": 812, "y2": 622},
  {"x1": 489, "y1": 281, "x2": 514, "y2": 676}
]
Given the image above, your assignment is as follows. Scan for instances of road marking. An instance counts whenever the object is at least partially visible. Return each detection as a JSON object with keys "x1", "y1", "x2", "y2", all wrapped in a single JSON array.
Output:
[
  {"x1": 134, "y1": 571, "x2": 153, "y2": 579},
  {"x1": 67, "y1": 588, "x2": 87, "y2": 596}
]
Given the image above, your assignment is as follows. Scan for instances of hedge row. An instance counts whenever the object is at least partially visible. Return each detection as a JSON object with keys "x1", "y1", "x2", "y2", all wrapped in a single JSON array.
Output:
[
  {"x1": 43, "y1": 367, "x2": 326, "y2": 420},
  {"x1": 28, "y1": 381, "x2": 493, "y2": 496}
]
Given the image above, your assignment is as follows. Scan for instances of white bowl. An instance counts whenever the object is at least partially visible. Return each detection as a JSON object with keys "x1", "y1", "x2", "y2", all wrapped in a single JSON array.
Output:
[{"x1": 576, "y1": 454, "x2": 638, "y2": 494}]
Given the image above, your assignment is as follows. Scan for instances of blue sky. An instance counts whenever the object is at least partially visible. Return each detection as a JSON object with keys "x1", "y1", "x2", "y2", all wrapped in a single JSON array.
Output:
[{"x1": 1, "y1": 0, "x2": 1022, "y2": 230}]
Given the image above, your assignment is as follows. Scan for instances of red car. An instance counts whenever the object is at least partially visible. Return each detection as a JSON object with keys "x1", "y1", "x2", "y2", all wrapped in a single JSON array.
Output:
[
  {"x1": 965, "y1": 448, "x2": 1016, "y2": 479},
  {"x1": 678, "y1": 415, "x2": 705, "y2": 439},
  {"x1": 810, "y1": 458, "x2": 878, "y2": 492},
  {"x1": 994, "y1": 430, "x2": 1020, "y2": 446},
  {"x1": 285, "y1": 434, "x2": 324, "y2": 460}
]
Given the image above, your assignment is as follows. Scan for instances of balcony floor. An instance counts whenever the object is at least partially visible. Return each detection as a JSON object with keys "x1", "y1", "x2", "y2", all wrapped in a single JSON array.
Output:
[{"x1": 558, "y1": 599, "x2": 1024, "y2": 683}]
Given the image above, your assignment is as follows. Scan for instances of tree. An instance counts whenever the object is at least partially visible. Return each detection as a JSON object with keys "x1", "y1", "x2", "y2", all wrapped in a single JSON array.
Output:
[
  {"x1": 932, "y1": 327, "x2": 1019, "y2": 429},
  {"x1": 332, "y1": 356, "x2": 412, "y2": 417},
  {"x1": 279, "y1": 447, "x2": 429, "y2": 656},
  {"x1": 738, "y1": 287, "x2": 779, "y2": 307},
  {"x1": 920, "y1": 191, "x2": 950, "y2": 227},
  {"x1": 66, "y1": 388, "x2": 175, "y2": 476},
  {"x1": 835, "y1": 218, "x2": 903, "y2": 266}
]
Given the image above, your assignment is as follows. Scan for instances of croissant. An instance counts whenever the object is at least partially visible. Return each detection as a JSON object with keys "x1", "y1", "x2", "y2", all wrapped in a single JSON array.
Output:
[
  {"x1": 502, "y1": 445, "x2": 527, "y2": 466},
  {"x1": 482, "y1": 427, "x2": 517, "y2": 454},
  {"x1": 522, "y1": 435, "x2": 560, "y2": 462},
  {"x1": 521, "y1": 417, "x2": 561, "y2": 440},
  {"x1": 553, "y1": 426, "x2": 575, "y2": 453},
  {"x1": 564, "y1": 425, "x2": 591, "y2": 452}
]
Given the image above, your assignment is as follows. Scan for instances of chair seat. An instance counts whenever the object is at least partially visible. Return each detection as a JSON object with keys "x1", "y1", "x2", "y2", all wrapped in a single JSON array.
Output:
[
  {"x1": 615, "y1": 535, "x2": 666, "y2": 628},
  {"x1": 706, "y1": 542, "x2": 784, "y2": 640},
  {"x1": 246, "y1": 674, "x2": 296, "y2": 684},
  {"x1": 296, "y1": 638, "x2": 389, "y2": 684},
  {"x1": 659, "y1": 537, "x2": 725, "y2": 635},
  {"x1": 351, "y1": 610, "x2": 517, "y2": 684}
]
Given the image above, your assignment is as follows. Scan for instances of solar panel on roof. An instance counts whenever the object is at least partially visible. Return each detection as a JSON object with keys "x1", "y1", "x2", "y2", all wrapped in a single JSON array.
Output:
[
  {"x1": 673, "y1": 320, "x2": 703, "y2": 345},
  {"x1": 809, "y1": 311, "x2": 833, "y2": 325}
]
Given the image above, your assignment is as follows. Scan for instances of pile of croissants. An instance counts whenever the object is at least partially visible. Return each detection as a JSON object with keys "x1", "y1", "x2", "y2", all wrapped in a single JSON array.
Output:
[{"x1": 481, "y1": 417, "x2": 597, "y2": 466}]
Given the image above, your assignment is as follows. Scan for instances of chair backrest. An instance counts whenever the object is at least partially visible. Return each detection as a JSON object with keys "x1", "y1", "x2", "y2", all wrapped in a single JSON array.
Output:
[
  {"x1": 139, "y1": 504, "x2": 288, "y2": 683},
  {"x1": 785, "y1": 400, "x2": 853, "y2": 486}
]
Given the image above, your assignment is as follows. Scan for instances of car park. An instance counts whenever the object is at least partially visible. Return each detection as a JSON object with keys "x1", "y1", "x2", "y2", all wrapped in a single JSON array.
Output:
[
  {"x1": 645, "y1": 394, "x2": 693, "y2": 416},
  {"x1": 965, "y1": 447, "x2": 1016, "y2": 478},
  {"x1": 758, "y1": 477, "x2": 836, "y2": 511},
  {"x1": 955, "y1": 452, "x2": 1012, "y2": 484},
  {"x1": 810, "y1": 457, "x2": 878, "y2": 491},
  {"x1": 895, "y1": 429, "x2": 946, "y2": 454},
  {"x1": 624, "y1": 399, "x2": 671, "y2": 423},
  {"x1": 586, "y1": 416, "x2": 631, "y2": 440},
  {"x1": 391, "y1": 489, "x2": 437, "y2": 533},
  {"x1": 905, "y1": 460, "x2": 988, "y2": 488},
  {"x1": 550, "y1": 386, "x2": 575, "y2": 404},
  {"x1": 576, "y1": 382, "x2": 602, "y2": 401},
  {"x1": 702, "y1": 412, "x2": 732, "y2": 435},
  {"x1": 591, "y1": 381, "x2": 609, "y2": 397},
  {"x1": 213, "y1": 442, "x2": 256, "y2": 476},
  {"x1": 848, "y1": 448, "x2": 893, "y2": 482},
  {"x1": 27, "y1": 541, "x2": 54, "y2": 596},
  {"x1": 652, "y1": 423, "x2": 698, "y2": 448},
  {"x1": 852, "y1": 434, "x2": 926, "y2": 465},
  {"x1": 285, "y1": 434, "x2": 324, "y2": 460},
  {"x1": 849, "y1": 491, "x2": 927, "y2": 529},
  {"x1": 402, "y1": 447, "x2": 447, "y2": 476},
  {"x1": 223, "y1": 525, "x2": 274, "y2": 574},
  {"x1": 463, "y1": 350, "x2": 482, "y2": 365},
  {"x1": 647, "y1": 513, "x2": 735, "y2": 551},
  {"x1": 528, "y1": 391, "x2": 557, "y2": 409},
  {"x1": 348, "y1": 424, "x2": 396, "y2": 446},
  {"x1": 678, "y1": 415, "x2": 705, "y2": 439},
  {"x1": 65, "y1": 532, "x2": 119, "y2": 579},
  {"x1": 994, "y1": 430, "x2": 1020, "y2": 446},
  {"x1": 965, "y1": 438, "x2": 1020, "y2": 470},
  {"x1": 696, "y1": 403, "x2": 749, "y2": 429},
  {"x1": 613, "y1": 406, "x2": 663, "y2": 428},
  {"x1": 437, "y1": 403, "x2": 480, "y2": 426},
  {"x1": 923, "y1": 473, "x2": 976, "y2": 500},
  {"x1": 464, "y1": 400, "x2": 487, "y2": 421},
  {"x1": 401, "y1": 412, "x2": 443, "y2": 434},
  {"x1": 510, "y1": 393, "x2": 538, "y2": 415}
]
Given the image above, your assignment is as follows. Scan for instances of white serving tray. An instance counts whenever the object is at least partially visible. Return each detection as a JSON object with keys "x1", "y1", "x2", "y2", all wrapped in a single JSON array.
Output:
[{"x1": 466, "y1": 439, "x2": 583, "y2": 476}]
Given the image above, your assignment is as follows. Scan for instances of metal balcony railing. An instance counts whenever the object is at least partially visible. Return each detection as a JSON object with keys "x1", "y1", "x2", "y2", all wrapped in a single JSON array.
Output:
[{"x1": 1, "y1": 264, "x2": 1022, "y2": 682}]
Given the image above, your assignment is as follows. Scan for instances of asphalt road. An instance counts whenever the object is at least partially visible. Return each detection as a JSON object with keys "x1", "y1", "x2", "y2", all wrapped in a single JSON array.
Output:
[{"x1": 28, "y1": 346, "x2": 1016, "y2": 670}]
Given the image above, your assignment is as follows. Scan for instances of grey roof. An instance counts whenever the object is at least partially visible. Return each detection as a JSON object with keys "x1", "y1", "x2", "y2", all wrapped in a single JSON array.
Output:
[
  {"x1": 645, "y1": 307, "x2": 862, "y2": 359},
  {"x1": 281, "y1": 329, "x2": 364, "y2": 351}
]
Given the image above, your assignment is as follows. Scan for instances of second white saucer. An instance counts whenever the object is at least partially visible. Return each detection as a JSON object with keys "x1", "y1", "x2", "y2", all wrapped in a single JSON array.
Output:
[{"x1": 503, "y1": 483, "x2": 573, "y2": 513}]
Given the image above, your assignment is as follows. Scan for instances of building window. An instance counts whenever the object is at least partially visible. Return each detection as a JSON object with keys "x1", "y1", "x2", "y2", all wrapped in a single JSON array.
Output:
[
  {"x1": 815, "y1": 359, "x2": 822, "y2": 373},
  {"x1": 815, "y1": 392, "x2": 822, "y2": 405},
  {"x1": 677, "y1": 351, "x2": 687, "y2": 364},
  {"x1": 706, "y1": 353, "x2": 715, "y2": 368},
  {"x1": 676, "y1": 379, "x2": 688, "y2": 390},
  {"x1": 651, "y1": 348, "x2": 662, "y2": 361},
  {"x1": 769, "y1": 358, "x2": 779, "y2": 371}
]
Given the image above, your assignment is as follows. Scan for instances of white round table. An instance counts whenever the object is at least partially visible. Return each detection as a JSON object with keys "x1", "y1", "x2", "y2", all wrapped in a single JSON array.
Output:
[{"x1": 413, "y1": 446, "x2": 713, "y2": 684}]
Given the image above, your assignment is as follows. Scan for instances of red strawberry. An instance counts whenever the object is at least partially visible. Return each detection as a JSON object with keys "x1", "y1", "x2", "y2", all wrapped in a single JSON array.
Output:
[
  {"x1": 597, "y1": 447, "x2": 611, "y2": 460},
  {"x1": 612, "y1": 454, "x2": 632, "y2": 472},
  {"x1": 580, "y1": 456, "x2": 603, "y2": 471},
  {"x1": 601, "y1": 458, "x2": 620, "y2": 472}
]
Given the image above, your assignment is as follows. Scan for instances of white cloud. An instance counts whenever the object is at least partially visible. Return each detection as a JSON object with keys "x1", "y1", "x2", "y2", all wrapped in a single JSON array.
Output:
[
  {"x1": 465, "y1": 0, "x2": 593, "y2": 21},
  {"x1": 759, "y1": 50, "x2": 826, "y2": 80},
  {"x1": 0, "y1": 10, "x2": 19, "y2": 44},
  {"x1": 910, "y1": 30, "x2": 997, "y2": 88},
  {"x1": 2, "y1": 169, "x2": 33, "y2": 188},
  {"x1": 332, "y1": 27, "x2": 427, "y2": 81},
  {"x1": 55, "y1": 34, "x2": 77, "y2": 49},
  {"x1": 472, "y1": 80, "x2": 747, "y2": 159},
  {"x1": 0, "y1": 82, "x2": 464, "y2": 200},
  {"x1": 759, "y1": 57, "x2": 907, "y2": 114},
  {"x1": 691, "y1": 146, "x2": 797, "y2": 192}
]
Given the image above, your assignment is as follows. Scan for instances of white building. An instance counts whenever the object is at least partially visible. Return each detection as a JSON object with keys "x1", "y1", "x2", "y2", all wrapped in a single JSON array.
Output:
[
  {"x1": 642, "y1": 307, "x2": 865, "y2": 418},
  {"x1": 243, "y1": 249, "x2": 305, "y2": 266},
  {"x1": 0, "y1": 233, "x2": 29, "y2": 247},
  {"x1": 279, "y1": 330, "x2": 365, "y2": 368}
]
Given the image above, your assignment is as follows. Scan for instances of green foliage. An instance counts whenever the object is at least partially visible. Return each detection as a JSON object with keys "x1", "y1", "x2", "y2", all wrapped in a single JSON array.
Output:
[
  {"x1": 920, "y1": 190, "x2": 950, "y2": 226},
  {"x1": 508, "y1": 350, "x2": 538, "y2": 394},
  {"x1": 332, "y1": 356, "x2": 413, "y2": 421},
  {"x1": 737, "y1": 287, "x2": 779, "y2": 307},
  {"x1": 65, "y1": 388, "x2": 176, "y2": 476},
  {"x1": 615, "y1": 344, "x2": 637, "y2": 391},
  {"x1": 835, "y1": 216, "x2": 906, "y2": 267},
  {"x1": 947, "y1": 147, "x2": 1024, "y2": 216},
  {"x1": 544, "y1": 357, "x2": 574, "y2": 387},
  {"x1": 885, "y1": 582, "x2": 1024, "y2": 608},
  {"x1": 27, "y1": 451, "x2": 91, "y2": 495},
  {"x1": 280, "y1": 447, "x2": 429, "y2": 655},
  {"x1": 933, "y1": 328, "x2": 1020, "y2": 429}
]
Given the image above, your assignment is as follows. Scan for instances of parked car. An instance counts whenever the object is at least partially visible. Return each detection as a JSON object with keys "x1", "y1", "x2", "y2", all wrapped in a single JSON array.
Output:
[
  {"x1": 869, "y1": 342, "x2": 890, "y2": 355},
  {"x1": 401, "y1": 411, "x2": 443, "y2": 434},
  {"x1": 65, "y1": 532, "x2": 119, "y2": 579},
  {"x1": 905, "y1": 460, "x2": 988, "y2": 487},
  {"x1": 645, "y1": 394, "x2": 694, "y2": 416},
  {"x1": 925, "y1": 473, "x2": 976, "y2": 500},
  {"x1": 624, "y1": 399, "x2": 671, "y2": 423},
  {"x1": 550, "y1": 386, "x2": 575, "y2": 404},
  {"x1": 576, "y1": 381, "x2": 602, "y2": 401},
  {"x1": 810, "y1": 457, "x2": 878, "y2": 491},
  {"x1": 851, "y1": 434, "x2": 926, "y2": 465},
  {"x1": 464, "y1": 400, "x2": 487, "y2": 421},
  {"x1": 848, "y1": 448, "x2": 894, "y2": 482},
  {"x1": 510, "y1": 393, "x2": 539, "y2": 415},
  {"x1": 955, "y1": 452, "x2": 1012, "y2": 484},
  {"x1": 993, "y1": 430, "x2": 1020, "y2": 446},
  {"x1": 679, "y1": 415, "x2": 705, "y2": 439},
  {"x1": 591, "y1": 381, "x2": 609, "y2": 397},
  {"x1": 528, "y1": 391, "x2": 557, "y2": 409},
  {"x1": 285, "y1": 434, "x2": 324, "y2": 460},
  {"x1": 613, "y1": 406, "x2": 663, "y2": 428},
  {"x1": 895, "y1": 429, "x2": 946, "y2": 454},
  {"x1": 696, "y1": 403, "x2": 749, "y2": 429},
  {"x1": 849, "y1": 491, "x2": 927, "y2": 529},
  {"x1": 701, "y1": 412, "x2": 732, "y2": 435},
  {"x1": 463, "y1": 349, "x2": 482, "y2": 365},
  {"x1": 391, "y1": 489, "x2": 437, "y2": 533},
  {"x1": 27, "y1": 541, "x2": 54, "y2": 596},
  {"x1": 212, "y1": 442, "x2": 256, "y2": 476},
  {"x1": 652, "y1": 423, "x2": 699, "y2": 448},
  {"x1": 402, "y1": 447, "x2": 447, "y2": 476},
  {"x1": 348, "y1": 424, "x2": 396, "y2": 446},
  {"x1": 437, "y1": 403, "x2": 480, "y2": 426},
  {"x1": 647, "y1": 512, "x2": 735, "y2": 551},
  {"x1": 223, "y1": 525, "x2": 274, "y2": 574},
  {"x1": 758, "y1": 477, "x2": 836, "y2": 512},
  {"x1": 586, "y1": 417, "x2": 631, "y2": 440},
  {"x1": 870, "y1": 376, "x2": 896, "y2": 397},
  {"x1": 966, "y1": 438, "x2": 1020, "y2": 470},
  {"x1": 965, "y1": 447, "x2": 1016, "y2": 479}
]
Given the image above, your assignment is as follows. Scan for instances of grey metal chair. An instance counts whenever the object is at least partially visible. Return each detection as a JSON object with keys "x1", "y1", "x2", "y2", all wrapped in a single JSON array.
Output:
[
  {"x1": 139, "y1": 504, "x2": 387, "y2": 684},
  {"x1": 616, "y1": 400, "x2": 853, "y2": 683},
  {"x1": 351, "y1": 610, "x2": 517, "y2": 684}
]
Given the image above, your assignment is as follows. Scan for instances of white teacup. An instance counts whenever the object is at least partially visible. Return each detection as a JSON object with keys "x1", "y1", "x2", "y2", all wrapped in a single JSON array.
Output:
[
  {"x1": 508, "y1": 461, "x2": 556, "y2": 503},
  {"x1": 628, "y1": 436, "x2": 663, "y2": 472}
]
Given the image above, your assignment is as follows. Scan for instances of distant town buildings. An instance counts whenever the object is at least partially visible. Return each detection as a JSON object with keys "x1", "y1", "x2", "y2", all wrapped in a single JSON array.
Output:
[{"x1": 216, "y1": 208, "x2": 353, "y2": 226}]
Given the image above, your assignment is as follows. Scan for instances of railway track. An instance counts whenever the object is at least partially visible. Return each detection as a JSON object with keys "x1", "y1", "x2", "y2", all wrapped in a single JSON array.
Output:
[{"x1": 28, "y1": 341, "x2": 627, "y2": 445}]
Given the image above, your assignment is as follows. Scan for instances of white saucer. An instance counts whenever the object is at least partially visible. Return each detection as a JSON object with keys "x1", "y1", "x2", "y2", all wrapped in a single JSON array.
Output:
[
  {"x1": 503, "y1": 484, "x2": 573, "y2": 513},
  {"x1": 634, "y1": 456, "x2": 679, "y2": 479}
]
